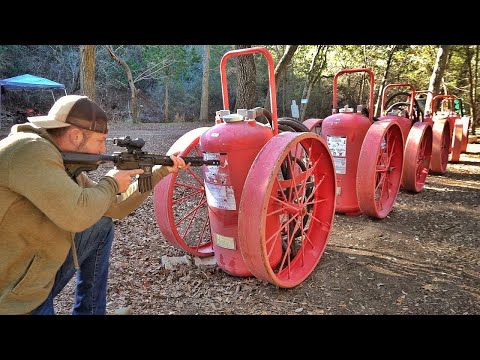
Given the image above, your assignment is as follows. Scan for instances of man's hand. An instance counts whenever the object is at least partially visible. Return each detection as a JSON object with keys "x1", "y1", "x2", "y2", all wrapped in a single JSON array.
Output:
[
  {"x1": 106, "y1": 169, "x2": 144, "y2": 193},
  {"x1": 166, "y1": 152, "x2": 188, "y2": 173}
]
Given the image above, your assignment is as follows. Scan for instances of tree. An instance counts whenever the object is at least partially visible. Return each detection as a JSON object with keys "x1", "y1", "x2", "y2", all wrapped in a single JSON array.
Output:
[
  {"x1": 299, "y1": 45, "x2": 328, "y2": 121},
  {"x1": 466, "y1": 45, "x2": 479, "y2": 133},
  {"x1": 234, "y1": 45, "x2": 256, "y2": 110},
  {"x1": 425, "y1": 45, "x2": 451, "y2": 114},
  {"x1": 373, "y1": 45, "x2": 398, "y2": 117},
  {"x1": 264, "y1": 45, "x2": 298, "y2": 111},
  {"x1": 141, "y1": 45, "x2": 199, "y2": 122},
  {"x1": 105, "y1": 45, "x2": 139, "y2": 123},
  {"x1": 80, "y1": 45, "x2": 96, "y2": 100},
  {"x1": 200, "y1": 45, "x2": 210, "y2": 121},
  {"x1": 274, "y1": 46, "x2": 298, "y2": 82},
  {"x1": 5, "y1": 44, "x2": 475, "y2": 128}
]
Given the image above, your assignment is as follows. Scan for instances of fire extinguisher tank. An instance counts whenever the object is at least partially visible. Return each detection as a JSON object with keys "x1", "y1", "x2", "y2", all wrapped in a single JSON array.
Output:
[
  {"x1": 322, "y1": 110, "x2": 371, "y2": 214},
  {"x1": 200, "y1": 114, "x2": 275, "y2": 276}
]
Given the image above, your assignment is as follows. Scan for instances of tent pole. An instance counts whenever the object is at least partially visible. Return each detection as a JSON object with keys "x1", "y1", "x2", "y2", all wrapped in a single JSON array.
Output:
[{"x1": 51, "y1": 90, "x2": 55, "y2": 102}]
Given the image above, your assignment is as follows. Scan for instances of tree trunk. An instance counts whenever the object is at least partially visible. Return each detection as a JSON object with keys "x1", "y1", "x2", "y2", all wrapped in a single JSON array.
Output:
[
  {"x1": 164, "y1": 76, "x2": 170, "y2": 122},
  {"x1": 234, "y1": 45, "x2": 256, "y2": 111},
  {"x1": 358, "y1": 45, "x2": 367, "y2": 105},
  {"x1": 425, "y1": 45, "x2": 451, "y2": 114},
  {"x1": 475, "y1": 45, "x2": 479, "y2": 133},
  {"x1": 300, "y1": 46, "x2": 321, "y2": 121},
  {"x1": 200, "y1": 45, "x2": 210, "y2": 121},
  {"x1": 73, "y1": 68, "x2": 81, "y2": 93},
  {"x1": 282, "y1": 73, "x2": 287, "y2": 117},
  {"x1": 467, "y1": 45, "x2": 479, "y2": 134},
  {"x1": 300, "y1": 46, "x2": 328, "y2": 121},
  {"x1": 264, "y1": 45, "x2": 298, "y2": 110},
  {"x1": 300, "y1": 82, "x2": 316, "y2": 121},
  {"x1": 105, "y1": 45, "x2": 139, "y2": 123},
  {"x1": 274, "y1": 45, "x2": 298, "y2": 82},
  {"x1": 80, "y1": 45, "x2": 96, "y2": 100},
  {"x1": 374, "y1": 45, "x2": 397, "y2": 117}
]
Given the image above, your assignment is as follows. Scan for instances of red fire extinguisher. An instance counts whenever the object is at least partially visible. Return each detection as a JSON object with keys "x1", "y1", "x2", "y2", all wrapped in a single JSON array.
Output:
[
  {"x1": 200, "y1": 47, "x2": 282, "y2": 277},
  {"x1": 433, "y1": 94, "x2": 457, "y2": 152},
  {"x1": 201, "y1": 113, "x2": 279, "y2": 276},
  {"x1": 321, "y1": 68, "x2": 374, "y2": 215}
]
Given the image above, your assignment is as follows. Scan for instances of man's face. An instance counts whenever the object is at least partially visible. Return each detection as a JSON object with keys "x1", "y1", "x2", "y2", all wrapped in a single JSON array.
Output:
[{"x1": 77, "y1": 129, "x2": 108, "y2": 154}]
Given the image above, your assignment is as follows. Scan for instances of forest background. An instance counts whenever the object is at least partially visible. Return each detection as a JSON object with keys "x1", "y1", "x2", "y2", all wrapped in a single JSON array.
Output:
[{"x1": 0, "y1": 45, "x2": 478, "y2": 133}]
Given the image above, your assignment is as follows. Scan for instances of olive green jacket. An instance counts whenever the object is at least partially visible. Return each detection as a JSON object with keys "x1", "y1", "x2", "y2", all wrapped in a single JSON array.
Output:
[{"x1": 0, "y1": 124, "x2": 170, "y2": 314}]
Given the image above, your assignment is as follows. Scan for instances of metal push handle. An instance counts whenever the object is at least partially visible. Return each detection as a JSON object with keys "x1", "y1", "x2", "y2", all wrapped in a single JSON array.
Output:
[
  {"x1": 332, "y1": 68, "x2": 375, "y2": 123},
  {"x1": 432, "y1": 94, "x2": 455, "y2": 114},
  {"x1": 220, "y1": 47, "x2": 278, "y2": 136},
  {"x1": 381, "y1": 83, "x2": 416, "y2": 118}
]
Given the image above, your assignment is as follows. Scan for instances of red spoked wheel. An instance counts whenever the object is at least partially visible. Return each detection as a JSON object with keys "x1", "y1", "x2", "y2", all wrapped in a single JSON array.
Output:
[
  {"x1": 153, "y1": 127, "x2": 214, "y2": 257},
  {"x1": 357, "y1": 121, "x2": 404, "y2": 219},
  {"x1": 450, "y1": 119, "x2": 464, "y2": 163},
  {"x1": 402, "y1": 122, "x2": 433, "y2": 193},
  {"x1": 302, "y1": 118, "x2": 323, "y2": 135},
  {"x1": 430, "y1": 119, "x2": 450, "y2": 174},
  {"x1": 238, "y1": 132, "x2": 336, "y2": 288}
]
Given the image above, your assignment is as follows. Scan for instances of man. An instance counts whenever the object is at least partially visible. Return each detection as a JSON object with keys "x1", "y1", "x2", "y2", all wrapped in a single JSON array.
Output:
[{"x1": 0, "y1": 95, "x2": 186, "y2": 315}]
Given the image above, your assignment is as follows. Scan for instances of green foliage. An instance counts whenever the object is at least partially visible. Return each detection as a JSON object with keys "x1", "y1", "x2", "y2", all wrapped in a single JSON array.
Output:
[
  {"x1": 1, "y1": 44, "x2": 478, "y2": 124},
  {"x1": 0, "y1": 45, "x2": 80, "y2": 115},
  {"x1": 0, "y1": 46, "x2": 25, "y2": 77},
  {"x1": 207, "y1": 45, "x2": 233, "y2": 115}
]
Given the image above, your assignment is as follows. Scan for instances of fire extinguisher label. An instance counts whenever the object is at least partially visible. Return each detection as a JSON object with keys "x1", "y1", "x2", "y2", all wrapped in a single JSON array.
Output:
[
  {"x1": 203, "y1": 152, "x2": 236, "y2": 210},
  {"x1": 205, "y1": 183, "x2": 237, "y2": 210},
  {"x1": 326, "y1": 136, "x2": 347, "y2": 157},
  {"x1": 333, "y1": 157, "x2": 346, "y2": 174},
  {"x1": 327, "y1": 136, "x2": 347, "y2": 174},
  {"x1": 214, "y1": 233, "x2": 236, "y2": 250},
  {"x1": 204, "y1": 152, "x2": 221, "y2": 161}
]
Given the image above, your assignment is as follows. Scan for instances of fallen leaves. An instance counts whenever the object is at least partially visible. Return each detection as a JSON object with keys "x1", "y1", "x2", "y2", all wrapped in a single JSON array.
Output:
[{"x1": 48, "y1": 123, "x2": 480, "y2": 315}]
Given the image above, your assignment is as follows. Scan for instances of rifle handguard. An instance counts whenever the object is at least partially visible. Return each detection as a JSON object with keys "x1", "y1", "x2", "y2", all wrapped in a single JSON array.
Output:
[{"x1": 157, "y1": 156, "x2": 220, "y2": 167}]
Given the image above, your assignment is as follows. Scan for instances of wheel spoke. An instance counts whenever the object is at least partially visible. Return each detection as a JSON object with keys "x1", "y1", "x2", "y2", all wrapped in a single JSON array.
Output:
[
  {"x1": 172, "y1": 186, "x2": 205, "y2": 204},
  {"x1": 174, "y1": 196, "x2": 207, "y2": 227}
]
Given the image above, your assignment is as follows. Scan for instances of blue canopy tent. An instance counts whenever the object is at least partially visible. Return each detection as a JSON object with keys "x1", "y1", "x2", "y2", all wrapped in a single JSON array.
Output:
[{"x1": 0, "y1": 74, "x2": 67, "y2": 129}]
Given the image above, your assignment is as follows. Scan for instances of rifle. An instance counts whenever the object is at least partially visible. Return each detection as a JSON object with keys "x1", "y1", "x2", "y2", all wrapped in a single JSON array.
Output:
[{"x1": 61, "y1": 136, "x2": 219, "y2": 193}]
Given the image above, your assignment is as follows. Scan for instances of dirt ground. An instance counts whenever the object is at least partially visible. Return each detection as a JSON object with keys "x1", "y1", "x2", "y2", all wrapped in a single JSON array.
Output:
[{"x1": 3, "y1": 121, "x2": 479, "y2": 315}]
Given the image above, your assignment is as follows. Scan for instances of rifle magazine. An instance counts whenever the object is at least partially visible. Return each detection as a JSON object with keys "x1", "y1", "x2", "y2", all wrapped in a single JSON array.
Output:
[{"x1": 138, "y1": 174, "x2": 153, "y2": 193}]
